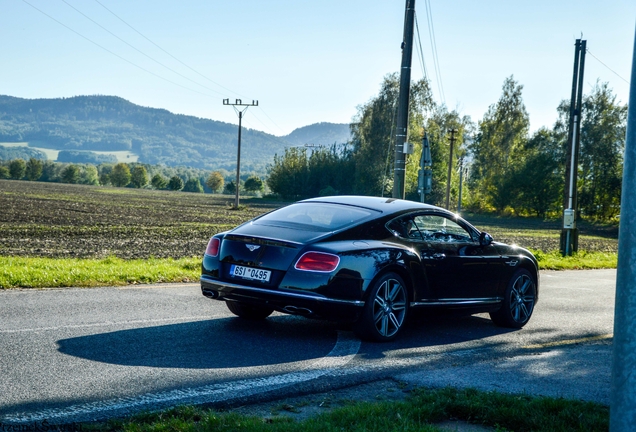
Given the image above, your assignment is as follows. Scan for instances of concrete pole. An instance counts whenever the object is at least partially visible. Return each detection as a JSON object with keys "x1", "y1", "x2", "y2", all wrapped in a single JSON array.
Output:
[
  {"x1": 610, "y1": 25, "x2": 636, "y2": 431},
  {"x1": 392, "y1": 0, "x2": 415, "y2": 199},
  {"x1": 234, "y1": 110, "x2": 243, "y2": 209}
]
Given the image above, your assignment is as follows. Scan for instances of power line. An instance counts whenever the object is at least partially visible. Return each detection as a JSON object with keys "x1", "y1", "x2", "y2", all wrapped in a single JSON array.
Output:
[
  {"x1": 92, "y1": 0, "x2": 241, "y2": 98},
  {"x1": 424, "y1": 0, "x2": 445, "y2": 104},
  {"x1": 586, "y1": 49, "x2": 630, "y2": 85},
  {"x1": 93, "y1": 0, "x2": 286, "y2": 136},
  {"x1": 414, "y1": 12, "x2": 429, "y2": 82},
  {"x1": 21, "y1": 0, "x2": 219, "y2": 100},
  {"x1": 61, "y1": 0, "x2": 227, "y2": 97},
  {"x1": 22, "y1": 0, "x2": 281, "y2": 138}
]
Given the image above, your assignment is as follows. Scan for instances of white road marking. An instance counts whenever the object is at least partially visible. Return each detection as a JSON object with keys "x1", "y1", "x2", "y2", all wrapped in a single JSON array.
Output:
[
  {"x1": 1, "y1": 331, "x2": 361, "y2": 425},
  {"x1": 0, "y1": 316, "x2": 218, "y2": 334}
]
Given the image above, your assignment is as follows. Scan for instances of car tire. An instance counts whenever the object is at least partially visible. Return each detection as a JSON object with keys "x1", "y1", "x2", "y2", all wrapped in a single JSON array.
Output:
[
  {"x1": 490, "y1": 268, "x2": 536, "y2": 328},
  {"x1": 354, "y1": 272, "x2": 408, "y2": 342},
  {"x1": 226, "y1": 301, "x2": 274, "y2": 320}
]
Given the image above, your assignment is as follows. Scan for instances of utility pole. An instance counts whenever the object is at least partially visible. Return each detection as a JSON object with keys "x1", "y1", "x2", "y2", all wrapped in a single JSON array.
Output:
[
  {"x1": 457, "y1": 156, "x2": 466, "y2": 214},
  {"x1": 611, "y1": 27, "x2": 636, "y2": 432},
  {"x1": 223, "y1": 98, "x2": 258, "y2": 208},
  {"x1": 445, "y1": 129, "x2": 457, "y2": 210},
  {"x1": 392, "y1": 0, "x2": 415, "y2": 199},
  {"x1": 560, "y1": 39, "x2": 586, "y2": 256},
  {"x1": 417, "y1": 132, "x2": 432, "y2": 203}
]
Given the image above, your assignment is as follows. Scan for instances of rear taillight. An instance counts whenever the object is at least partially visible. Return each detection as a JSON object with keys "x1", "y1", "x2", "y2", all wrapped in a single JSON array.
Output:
[
  {"x1": 294, "y1": 252, "x2": 340, "y2": 272},
  {"x1": 205, "y1": 238, "x2": 220, "y2": 257}
]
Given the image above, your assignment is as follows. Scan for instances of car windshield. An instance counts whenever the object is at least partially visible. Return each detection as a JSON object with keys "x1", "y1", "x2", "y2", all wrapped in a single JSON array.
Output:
[{"x1": 255, "y1": 203, "x2": 377, "y2": 231}]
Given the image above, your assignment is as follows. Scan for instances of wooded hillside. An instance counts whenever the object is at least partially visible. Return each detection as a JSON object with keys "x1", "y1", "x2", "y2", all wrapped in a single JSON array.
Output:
[{"x1": 0, "y1": 95, "x2": 350, "y2": 173}]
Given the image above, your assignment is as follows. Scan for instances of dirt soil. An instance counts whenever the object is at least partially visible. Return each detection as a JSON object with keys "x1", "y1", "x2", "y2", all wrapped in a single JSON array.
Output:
[
  {"x1": 0, "y1": 180, "x2": 282, "y2": 259},
  {"x1": 0, "y1": 180, "x2": 618, "y2": 259}
]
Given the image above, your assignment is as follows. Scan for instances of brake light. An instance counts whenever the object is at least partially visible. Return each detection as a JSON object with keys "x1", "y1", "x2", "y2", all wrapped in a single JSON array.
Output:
[
  {"x1": 205, "y1": 238, "x2": 220, "y2": 257},
  {"x1": 295, "y1": 252, "x2": 340, "y2": 272}
]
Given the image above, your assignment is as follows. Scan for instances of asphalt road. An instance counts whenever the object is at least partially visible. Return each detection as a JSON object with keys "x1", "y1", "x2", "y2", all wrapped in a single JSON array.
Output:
[{"x1": 0, "y1": 269, "x2": 616, "y2": 425}]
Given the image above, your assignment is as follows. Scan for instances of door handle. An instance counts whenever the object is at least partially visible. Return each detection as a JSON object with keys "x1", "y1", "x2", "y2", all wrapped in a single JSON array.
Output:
[{"x1": 433, "y1": 253, "x2": 446, "y2": 260}]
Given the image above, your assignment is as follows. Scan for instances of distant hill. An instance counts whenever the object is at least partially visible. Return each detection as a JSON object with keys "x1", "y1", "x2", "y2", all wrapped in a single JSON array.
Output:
[
  {"x1": 0, "y1": 95, "x2": 351, "y2": 173},
  {"x1": 282, "y1": 122, "x2": 351, "y2": 147}
]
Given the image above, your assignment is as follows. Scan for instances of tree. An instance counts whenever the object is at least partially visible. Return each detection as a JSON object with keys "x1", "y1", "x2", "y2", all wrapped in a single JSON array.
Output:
[
  {"x1": 244, "y1": 175, "x2": 264, "y2": 194},
  {"x1": 469, "y1": 76, "x2": 530, "y2": 213},
  {"x1": 578, "y1": 82, "x2": 627, "y2": 220},
  {"x1": 25, "y1": 158, "x2": 43, "y2": 181},
  {"x1": 183, "y1": 178, "x2": 204, "y2": 193},
  {"x1": 151, "y1": 173, "x2": 168, "y2": 189},
  {"x1": 350, "y1": 73, "x2": 434, "y2": 196},
  {"x1": 0, "y1": 166, "x2": 10, "y2": 179},
  {"x1": 130, "y1": 166, "x2": 148, "y2": 188},
  {"x1": 110, "y1": 163, "x2": 131, "y2": 187},
  {"x1": 9, "y1": 159, "x2": 26, "y2": 180},
  {"x1": 508, "y1": 128, "x2": 563, "y2": 218},
  {"x1": 80, "y1": 165, "x2": 99, "y2": 185},
  {"x1": 61, "y1": 164, "x2": 80, "y2": 184},
  {"x1": 167, "y1": 175, "x2": 184, "y2": 191},
  {"x1": 205, "y1": 171, "x2": 224, "y2": 193},
  {"x1": 223, "y1": 179, "x2": 243, "y2": 195},
  {"x1": 266, "y1": 147, "x2": 308, "y2": 199}
]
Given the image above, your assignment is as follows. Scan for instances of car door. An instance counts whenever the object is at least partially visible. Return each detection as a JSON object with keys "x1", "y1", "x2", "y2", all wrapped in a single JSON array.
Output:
[{"x1": 389, "y1": 213, "x2": 494, "y2": 300}]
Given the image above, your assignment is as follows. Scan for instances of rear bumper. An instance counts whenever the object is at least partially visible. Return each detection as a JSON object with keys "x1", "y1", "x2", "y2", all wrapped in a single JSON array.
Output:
[{"x1": 200, "y1": 275, "x2": 364, "y2": 321}]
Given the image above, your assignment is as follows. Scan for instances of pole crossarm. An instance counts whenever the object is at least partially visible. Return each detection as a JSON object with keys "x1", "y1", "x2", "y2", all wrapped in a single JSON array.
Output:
[
  {"x1": 223, "y1": 99, "x2": 259, "y2": 107},
  {"x1": 224, "y1": 98, "x2": 259, "y2": 208}
]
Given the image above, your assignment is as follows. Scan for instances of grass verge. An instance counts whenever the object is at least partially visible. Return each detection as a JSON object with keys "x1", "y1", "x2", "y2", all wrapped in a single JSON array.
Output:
[
  {"x1": 89, "y1": 387, "x2": 608, "y2": 432},
  {"x1": 0, "y1": 250, "x2": 617, "y2": 289},
  {"x1": 0, "y1": 256, "x2": 200, "y2": 289},
  {"x1": 532, "y1": 250, "x2": 617, "y2": 270}
]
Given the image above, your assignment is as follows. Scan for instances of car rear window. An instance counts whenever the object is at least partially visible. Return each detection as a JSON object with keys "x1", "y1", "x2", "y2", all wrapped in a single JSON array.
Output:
[{"x1": 256, "y1": 203, "x2": 377, "y2": 231}]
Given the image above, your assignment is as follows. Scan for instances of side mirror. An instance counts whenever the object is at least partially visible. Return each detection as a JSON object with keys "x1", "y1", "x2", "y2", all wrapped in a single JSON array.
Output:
[{"x1": 479, "y1": 232, "x2": 493, "y2": 246}]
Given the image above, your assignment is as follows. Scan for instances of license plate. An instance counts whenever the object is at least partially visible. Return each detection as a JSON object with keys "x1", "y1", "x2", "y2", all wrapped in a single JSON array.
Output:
[{"x1": 230, "y1": 265, "x2": 271, "y2": 282}]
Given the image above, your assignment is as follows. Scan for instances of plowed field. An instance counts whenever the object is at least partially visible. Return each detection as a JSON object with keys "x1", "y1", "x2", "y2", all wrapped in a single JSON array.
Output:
[
  {"x1": 0, "y1": 180, "x2": 282, "y2": 259},
  {"x1": 0, "y1": 180, "x2": 618, "y2": 259}
]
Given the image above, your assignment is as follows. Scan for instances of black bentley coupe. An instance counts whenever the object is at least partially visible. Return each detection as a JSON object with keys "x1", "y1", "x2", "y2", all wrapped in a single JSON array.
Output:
[{"x1": 200, "y1": 196, "x2": 538, "y2": 341}]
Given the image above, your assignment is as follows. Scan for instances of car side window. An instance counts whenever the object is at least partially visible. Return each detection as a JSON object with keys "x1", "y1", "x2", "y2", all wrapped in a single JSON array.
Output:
[
  {"x1": 387, "y1": 217, "x2": 422, "y2": 239},
  {"x1": 412, "y1": 215, "x2": 474, "y2": 243}
]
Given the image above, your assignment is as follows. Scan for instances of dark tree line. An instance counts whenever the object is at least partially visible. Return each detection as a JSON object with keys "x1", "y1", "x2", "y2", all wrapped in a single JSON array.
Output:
[{"x1": 268, "y1": 74, "x2": 627, "y2": 221}]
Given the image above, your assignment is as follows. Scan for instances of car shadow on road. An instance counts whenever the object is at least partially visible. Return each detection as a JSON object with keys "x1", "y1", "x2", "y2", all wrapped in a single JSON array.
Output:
[{"x1": 57, "y1": 315, "x2": 341, "y2": 369}]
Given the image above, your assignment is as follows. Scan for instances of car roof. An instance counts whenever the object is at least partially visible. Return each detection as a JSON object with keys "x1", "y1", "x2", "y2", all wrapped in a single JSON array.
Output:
[{"x1": 300, "y1": 195, "x2": 441, "y2": 215}]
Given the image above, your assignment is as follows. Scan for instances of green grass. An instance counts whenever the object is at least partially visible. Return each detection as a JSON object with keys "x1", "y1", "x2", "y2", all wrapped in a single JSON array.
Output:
[
  {"x1": 0, "y1": 256, "x2": 200, "y2": 289},
  {"x1": 89, "y1": 387, "x2": 608, "y2": 432},
  {"x1": 533, "y1": 250, "x2": 617, "y2": 270},
  {"x1": 0, "y1": 250, "x2": 617, "y2": 289}
]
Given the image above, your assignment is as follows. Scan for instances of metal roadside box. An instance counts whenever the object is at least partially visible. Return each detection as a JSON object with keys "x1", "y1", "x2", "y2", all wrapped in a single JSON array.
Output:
[{"x1": 563, "y1": 208, "x2": 576, "y2": 229}]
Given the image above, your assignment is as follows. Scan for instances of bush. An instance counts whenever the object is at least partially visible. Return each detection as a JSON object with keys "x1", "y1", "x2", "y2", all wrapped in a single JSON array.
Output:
[
  {"x1": 110, "y1": 163, "x2": 131, "y2": 187},
  {"x1": 151, "y1": 173, "x2": 168, "y2": 189},
  {"x1": 0, "y1": 165, "x2": 10, "y2": 179},
  {"x1": 183, "y1": 178, "x2": 204, "y2": 193},
  {"x1": 25, "y1": 158, "x2": 43, "y2": 181},
  {"x1": 205, "y1": 171, "x2": 224, "y2": 193},
  {"x1": 130, "y1": 166, "x2": 148, "y2": 188},
  {"x1": 167, "y1": 175, "x2": 184, "y2": 191},
  {"x1": 61, "y1": 165, "x2": 80, "y2": 184},
  {"x1": 9, "y1": 159, "x2": 26, "y2": 179},
  {"x1": 244, "y1": 175, "x2": 264, "y2": 193}
]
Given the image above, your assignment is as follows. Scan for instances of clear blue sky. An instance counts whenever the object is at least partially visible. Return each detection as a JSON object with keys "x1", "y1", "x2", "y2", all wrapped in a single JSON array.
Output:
[{"x1": 1, "y1": 0, "x2": 634, "y2": 137}]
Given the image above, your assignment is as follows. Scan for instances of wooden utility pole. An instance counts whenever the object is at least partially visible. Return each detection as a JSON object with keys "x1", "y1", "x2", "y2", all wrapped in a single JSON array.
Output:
[
  {"x1": 392, "y1": 0, "x2": 415, "y2": 199},
  {"x1": 560, "y1": 39, "x2": 586, "y2": 255},
  {"x1": 445, "y1": 129, "x2": 457, "y2": 209},
  {"x1": 223, "y1": 99, "x2": 258, "y2": 208}
]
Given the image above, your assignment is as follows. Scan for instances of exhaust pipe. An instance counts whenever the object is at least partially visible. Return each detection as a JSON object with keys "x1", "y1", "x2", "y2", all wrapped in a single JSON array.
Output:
[
  {"x1": 283, "y1": 305, "x2": 313, "y2": 316},
  {"x1": 202, "y1": 289, "x2": 219, "y2": 299}
]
